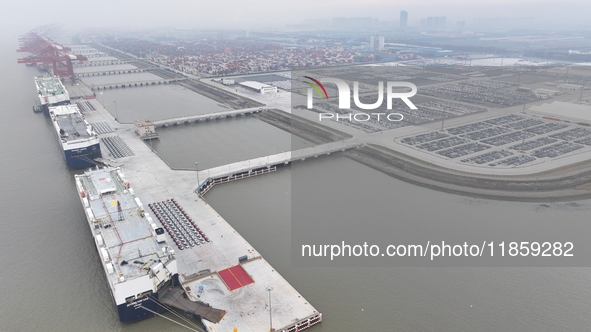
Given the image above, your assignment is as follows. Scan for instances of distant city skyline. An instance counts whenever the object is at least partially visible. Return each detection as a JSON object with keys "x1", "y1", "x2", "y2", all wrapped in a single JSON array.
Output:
[{"x1": 1, "y1": 0, "x2": 589, "y2": 31}]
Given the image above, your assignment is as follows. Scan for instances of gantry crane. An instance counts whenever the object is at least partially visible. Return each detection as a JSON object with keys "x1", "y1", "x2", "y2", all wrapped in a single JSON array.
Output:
[{"x1": 17, "y1": 26, "x2": 87, "y2": 83}]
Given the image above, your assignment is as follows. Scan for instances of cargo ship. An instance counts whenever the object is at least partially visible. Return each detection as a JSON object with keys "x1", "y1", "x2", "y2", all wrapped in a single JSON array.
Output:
[
  {"x1": 49, "y1": 104, "x2": 101, "y2": 168},
  {"x1": 34, "y1": 76, "x2": 69, "y2": 113},
  {"x1": 75, "y1": 167, "x2": 179, "y2": 322}
]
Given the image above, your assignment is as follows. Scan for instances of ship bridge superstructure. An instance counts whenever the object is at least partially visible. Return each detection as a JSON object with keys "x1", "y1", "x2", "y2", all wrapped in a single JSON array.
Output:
[{"x1": 34, "y1": 76, "x2": 69, "y2": 107}]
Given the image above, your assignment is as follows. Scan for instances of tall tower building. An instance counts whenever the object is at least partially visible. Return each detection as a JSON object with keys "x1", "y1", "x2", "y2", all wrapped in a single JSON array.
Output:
[
  {"x1": 377, "y1": 36, "x2": 385, "y2": 51},
  {"x1": 400, "y1": 11, "x2": 408, "y2": 29}
]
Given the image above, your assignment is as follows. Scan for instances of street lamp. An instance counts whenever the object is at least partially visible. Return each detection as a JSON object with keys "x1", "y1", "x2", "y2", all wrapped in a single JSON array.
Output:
[
  {"x1": 195, "y1": 162, "x2": 200, "y2": 189},
  {"x1": 113, "y1": 100, "x2": 118, "y2": 122},
  {"x1": 267, "y1": 286, "x2": 274, "y2": 331},
  {"x1": 100, "y1": 92, "x2": 104, "y2": 106}
]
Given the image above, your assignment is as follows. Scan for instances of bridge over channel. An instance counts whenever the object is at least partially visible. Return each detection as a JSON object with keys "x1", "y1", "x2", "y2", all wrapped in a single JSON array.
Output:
[
  {"x1": 90, "y1": 78, "x2": 185, "y2": 90},
  {"x1": 152, "y1": 107, "x2": 266, "y2": 128},
  {"x1": 73, "y1": 60, "x2": 130, "y2": 67},
  {"x1": 196, "y1": 140, "x2": 365, "y2": 196},
  {"x1": 76, "y1": 68, "x2": 156, "y2": 77}
]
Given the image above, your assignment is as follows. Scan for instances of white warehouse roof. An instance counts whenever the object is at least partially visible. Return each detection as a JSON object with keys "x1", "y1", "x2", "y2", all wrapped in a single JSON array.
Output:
[{"x1": 239, "y1": 81, "x2": 272, "y2": 90}]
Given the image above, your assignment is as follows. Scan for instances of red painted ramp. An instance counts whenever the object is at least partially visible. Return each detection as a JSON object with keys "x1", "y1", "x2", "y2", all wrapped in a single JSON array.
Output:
[{"x1": 218, "y1": 265, "x2": 254, "y2": 291}]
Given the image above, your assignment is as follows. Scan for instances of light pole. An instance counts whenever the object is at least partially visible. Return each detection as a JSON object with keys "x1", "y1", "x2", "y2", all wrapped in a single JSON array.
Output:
[
  {"x1": 195, "y1": 162, "x2": 200, "y2": 189},
  {"x1": 100, "y1": 92, "x2": 104, "y2": 106},
  {"x1": 267, "y1": 286, "x2": 273, "y2": 331},
  {"x1": 113, "y1": 100, "x2": 118, "y2": 121}
]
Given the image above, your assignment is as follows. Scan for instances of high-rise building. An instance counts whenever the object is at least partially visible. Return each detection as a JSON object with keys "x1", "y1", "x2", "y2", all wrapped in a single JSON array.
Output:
[
  {"x1": 369, "y1": 35, "x2": 385, "y2": 51},
  {"x1": 420, "y1": 16, "x2": 446, "y2": 29},
  {"x1": 377, "y1": 36, "x2": 385, "y2": 51},
  {"x1": 434, "y1": 17, "x2": 442, "y2": 28},
  {"x1": 400, "y1": 11, "x2": 408, "y2": 29}
]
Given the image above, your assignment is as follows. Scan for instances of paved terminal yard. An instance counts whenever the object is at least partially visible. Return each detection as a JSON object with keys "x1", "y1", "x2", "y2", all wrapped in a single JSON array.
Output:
[
  {"x1": 73, "y1": 94, "x2": 321, "y2": 331},
  {"x1": 399, "y1": 113, "x2": 591, "y2": 168}
]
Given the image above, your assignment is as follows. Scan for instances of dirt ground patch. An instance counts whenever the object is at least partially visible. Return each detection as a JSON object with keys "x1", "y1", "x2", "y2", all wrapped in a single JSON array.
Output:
[{"x1": 256, "y1": 110, "x2": 352, "y2": 144}]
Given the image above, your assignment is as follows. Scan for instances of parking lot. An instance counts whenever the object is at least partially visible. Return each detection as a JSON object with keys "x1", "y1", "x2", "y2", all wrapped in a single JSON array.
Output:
[
  {"x1": 401, "y1": 131, "x2": 448, "y2": 145},
  {"x1": 401, "y1": 114, "x2": 591, "y2": 167},
  {"x1": 310, "y1": 99, "x2": 487, "y2": 133},
  {"x1": 420, "y1": 80, "x2": 540, "y2": 107}
]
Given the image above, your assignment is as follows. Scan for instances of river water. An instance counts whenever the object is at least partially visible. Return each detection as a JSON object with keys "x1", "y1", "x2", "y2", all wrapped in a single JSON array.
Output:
[
  {"x1": 2, "y1": 32, "x2": 591, "y2": 332},
  {"x1": 93, "y1": 84, "x2": 233, "y2": 124}
]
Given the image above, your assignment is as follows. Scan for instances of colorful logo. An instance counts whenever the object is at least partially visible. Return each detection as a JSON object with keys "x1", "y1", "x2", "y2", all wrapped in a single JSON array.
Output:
[
  {"x1": 303, "y1": 76, "x2": 329, "y2": 100},
  {"x1": 305, "y1": 76, "x2": 417, "y2": 111},
  {"x1": 303, "y1": 75, "x2": 418, "y2": 122}
]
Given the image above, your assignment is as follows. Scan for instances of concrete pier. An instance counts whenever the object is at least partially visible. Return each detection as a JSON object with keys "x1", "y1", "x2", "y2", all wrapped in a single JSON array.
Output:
[{"x1": 70, "y1": 85, "x2": 322, "y2": 331}]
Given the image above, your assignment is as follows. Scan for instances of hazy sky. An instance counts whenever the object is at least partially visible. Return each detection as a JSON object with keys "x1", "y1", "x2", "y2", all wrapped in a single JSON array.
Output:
[{"x1": 2, "y1": 0, "x2": 591, "y2": 31}]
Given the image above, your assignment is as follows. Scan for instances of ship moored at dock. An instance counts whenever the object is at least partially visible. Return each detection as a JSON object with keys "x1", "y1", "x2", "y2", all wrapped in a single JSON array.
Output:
[
  {"x1": 34, "y1": 76, "x2": 69, "y2": 113},
  {"x1": 49, "y1": 104, "x2": 101, "y2": 168},
  {"x1": 75, "y1": 167, "x2": 179, "y2": 322}
]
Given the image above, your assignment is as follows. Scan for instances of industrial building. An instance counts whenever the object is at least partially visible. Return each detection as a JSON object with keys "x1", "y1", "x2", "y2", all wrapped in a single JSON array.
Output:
[
  {"x1": 135, "y1": 120, "x2": 159, "y2": 140},
  {"x1": 369, "y1": 35, "x2": 385, "y2": 51},
  {"x1": 238, "y1": 81, "x2": 277, "y2": 94}
]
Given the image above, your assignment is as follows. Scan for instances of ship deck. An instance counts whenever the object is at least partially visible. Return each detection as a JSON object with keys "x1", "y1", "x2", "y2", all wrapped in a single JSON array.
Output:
[
  {"x1": 77, "y1": 168, "x2": 172, "y2": 284},
  {"x1": 35, "y1": 76, "x2": 70, "y2": 105},
  {"x1": 51, "y1": 105, "x2": 95, "y2": 141},
  {"x1": 35, "y1": 76, "x2": 68, "y2": 98}
]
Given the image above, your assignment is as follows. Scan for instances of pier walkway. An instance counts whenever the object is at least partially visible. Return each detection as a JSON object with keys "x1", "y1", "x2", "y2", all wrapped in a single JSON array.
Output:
[
  {"x1": 152, "y1": 107, "x2": 265, "y2": 128},
  {"x1": 75, "y1": 68, "x2": 155, "y2": 77},
  {"x1": 90, "y1": 78, "x2": 185, "y2": 90},
  {"x1": 197, "y1": 141, "x2": 364, "y2": 196}
]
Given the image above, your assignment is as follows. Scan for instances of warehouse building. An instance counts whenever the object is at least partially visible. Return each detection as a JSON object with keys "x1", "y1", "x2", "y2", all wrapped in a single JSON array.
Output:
[{"x1": 239, "y1": 81, "x2": 277, "y2": 94}]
